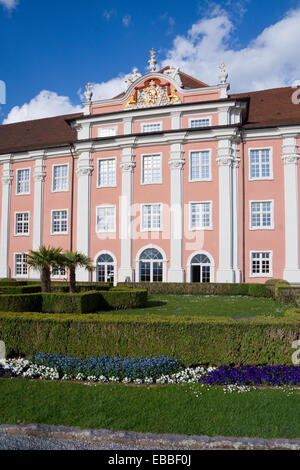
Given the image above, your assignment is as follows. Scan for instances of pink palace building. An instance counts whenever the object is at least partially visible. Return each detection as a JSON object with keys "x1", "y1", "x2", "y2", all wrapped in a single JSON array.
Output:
[{"x1": 1, "y1": 50, "x2": 300, "y2": 285}]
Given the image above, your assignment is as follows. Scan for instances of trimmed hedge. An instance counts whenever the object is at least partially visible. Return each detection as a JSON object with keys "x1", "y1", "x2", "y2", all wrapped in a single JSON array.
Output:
[
  {"x1": 0, "y1": 284, "x2": 41, "y2": 295},
  {"x1": 51, "y1": 282, "x2": 113, "y2": 293},
  {"x1": 265, "y1": 278, "x2": 290, "y2": 286},
  {"x1": 0, "y1": 289, "x2": 147, "y2": 314},
  {"x1": 1, "y1": 313, "x2": 300, "y2": 365},
  {"x1": 118, "y1": 282, "x2": 273, "y2": 297},
  {"x1": 285, "y1": 308, "x2": 300, "y2": 318},
  {"x1": 0, "y1": 280, "x2": 29, "y2": 287}
]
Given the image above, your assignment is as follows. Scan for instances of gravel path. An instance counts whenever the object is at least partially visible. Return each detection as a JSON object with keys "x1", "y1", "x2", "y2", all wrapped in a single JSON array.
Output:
[
  {"x1": 0, "y1": 433, "x2": 168, "y2": 450},
  {"x1": 1, "y1": 423, "x2": 300, "y2": 450}
]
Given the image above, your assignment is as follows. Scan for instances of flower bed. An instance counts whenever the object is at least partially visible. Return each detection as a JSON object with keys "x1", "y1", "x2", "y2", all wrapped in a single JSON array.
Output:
[
  {"x1": 1, "y1": 354, "x2": 300, "y2": 390},
  {"x1": 199, "y1": 365, "x2": 300, "y2": 386}
]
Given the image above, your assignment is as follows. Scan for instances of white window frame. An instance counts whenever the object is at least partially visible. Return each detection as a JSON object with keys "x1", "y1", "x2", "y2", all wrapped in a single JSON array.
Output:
[
  {"x1": 14, "y1": 211, "x2": 30, "y2": 236},
  {"x1": 135, "y1": 244, "x2": 167, "y2": 283},
  {"x1": 189, "y1": 149, "x2": 212, "y2": 182},
  {"x1": 249, "y1": 147, "x2": 273, "y2": 181},
  {"x1": 52, "y1": 163, "x2": 69, "y2": 192},
  {"x1": 250, "y1": 251, "x2": 273, "y2": 278},
  {"x1": 189, "y1": 117, "x2": 212, "y2": 128},
  {"x1": 140, "y1": 203, "x2": 163, "y2": 232},
  {"x1": 97, "y1": 157, "x2": 117, "y2": 188},
  {"x1": 14, "y1": 252, "x2": 28, "y2": 278},
  {"x1": 96, "y1": 205, "x2": 116, "y2": 233},
  {"x1": 51, "y1": 266, "x2": 67, "y2": 279},
  {"x1": 189, "y1": 201, "x2": 213, "y2": 231},
  {"x1": 16, "y1": 168, "x2": 31, "y2": 195},
  {"x1": 93, "y1": 250, "x2": 117, "y2": 285},
  {"x1": 140, "y1": 121, "x2": 163, "y2": 133},
  {"x1": 141, "y1": 153, "x2": 162, "y2": 185},
  {"x1": 98, "y1": 126, "x2": 118, "y2": 138},
  {"x1": 51, "y1": 209, "x2": 69, "y2": 235},
  {"x1": 249, "y1": 200, "x2": 274, "y2": 230}
]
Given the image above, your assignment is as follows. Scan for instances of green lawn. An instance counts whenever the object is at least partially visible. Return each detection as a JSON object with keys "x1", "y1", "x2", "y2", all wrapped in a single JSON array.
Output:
[
  {"x1": 1, "y1": 379, "x2": 300, "y2": 439},
  {"x1": 104, "y1": 294, "x2": 291, "y2": 318}
]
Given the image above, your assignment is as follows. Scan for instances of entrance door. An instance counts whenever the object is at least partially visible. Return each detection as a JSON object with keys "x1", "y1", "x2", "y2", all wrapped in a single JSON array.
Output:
[
  {"x1": 96, "y1": 253, "x2": 115, "y2": 283},
  {"x1": 190, "y1": 254, "x2": 211, "y2": 283}
]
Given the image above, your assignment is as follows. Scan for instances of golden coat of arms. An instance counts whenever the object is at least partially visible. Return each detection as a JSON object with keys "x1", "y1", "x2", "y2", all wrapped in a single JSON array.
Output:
[
  {"x1": 125, "y1": 79, "x2": 180, "y2": 109},
  {"x1": 145, "y1": 80, "x2": 159, "y2": 106}
]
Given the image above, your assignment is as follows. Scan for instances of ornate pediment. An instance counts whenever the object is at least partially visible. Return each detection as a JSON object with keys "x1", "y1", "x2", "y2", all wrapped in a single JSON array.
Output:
[{"x1": 125, "y1": 78, "x2": 180, "y2": 109}]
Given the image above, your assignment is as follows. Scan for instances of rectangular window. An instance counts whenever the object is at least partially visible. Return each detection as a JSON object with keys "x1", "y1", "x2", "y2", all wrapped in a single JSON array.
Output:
[
  {"x1": 190, "y1": 118, "x2": 211, "y2": 128},
  {"x1": 250, "y1": 201, "x2": 273, "y2": 229},
  {"x1": 16, "y1": 168, "x2": 30, "y2": 194},
  {"x1": 98, "y1": 127, "x2": 117, "y2": 137},
  {"x1": 96, "y1": 206, "x2": 116, "y2": 232},
  {"x1": 251, "y1": 252, "x2": 272, "y2": 276},
  {"x1": 141, "y1": 122, "x2": 162, "y2": 133},
  {"x1": 15, "y1": 212, "x2": 29, "y2": 235},
  {"x1": 249, "y1": 149, "x2": 272, "y2": 180},
  {"x1": 141, "y1": 204, "x2": 162, "y2": 231},
  {"x1": 98, "y1": 159, "x2": 116, "y2": 187},
  {"x1": 190, "y1": 151, "x2": 211, "y2": 181},
  {"x1": 51, "y1": 210, "x2": 68, "y2": 234},
  {"x1": 52, "y1": 266, "x2": 66, "y2": 277},
  {"x1": 15, "y1": 253, "x2": 28, "y2": 276},
  {"x1": 190, "y1": 202, "x2": 212, "y2": 230},
  {"x1": 142, "y1": 155, "x2": 161, "y2": 184},
  {"x1": 53, "y1": 165, "x2": 68, "y2": 191}
]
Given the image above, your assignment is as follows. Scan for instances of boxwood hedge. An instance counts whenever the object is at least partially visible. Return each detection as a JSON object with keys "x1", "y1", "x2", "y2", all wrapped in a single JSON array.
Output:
[
  {"x1": 0, "y1": 313, "x2": 299, "y2": 366},
  {"x1": 0, "y1": 289, "x2": 147, "y2": 314},
  {"x1": 118, "y1": 282, "x2": 273, "y2": 297}
]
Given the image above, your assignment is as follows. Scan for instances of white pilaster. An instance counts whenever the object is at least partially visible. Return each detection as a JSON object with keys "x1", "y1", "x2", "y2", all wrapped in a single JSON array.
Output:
[
  {"x1": 171, "y1": 111, "x2": 181, "y2": 130},
  {"x1": 73, "y1": 122, "x2": 90, "y2": 140},
  {"x1": 168, "y1": 143, "x2": 185, "y2": 282},
  {"x1": 30, "y1": 154, "x2": 46, "y2": 279},
  {"x1": 216, "y1": 139, "x2": 235, "y2": 283},
  {"x1": 123, "y1": 117, "x2": 133, "y2": 135},
  {"x1": 0, "y1": 158, "x2": 13, "y2": 278},
  {"x1": 118, "y1": 147, "x2": 135, "y2": 282},
  {"x1": 76, "y1": 148, "x2": 93, "y2": 281},
  {"x1": 232, "y1": 144, "x2": 241, "y2": 282},
  {"x1": 282, "y1": 136, "x2": 300, "y2": 282}
]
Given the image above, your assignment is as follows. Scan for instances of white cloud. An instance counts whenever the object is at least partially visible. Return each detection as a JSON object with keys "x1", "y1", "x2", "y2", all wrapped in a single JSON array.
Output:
[
  {"x1": 0, "y1": 0, "x2": 18, "y2": 10},
  {"x1": 88, "y1": 75, "x2": 127, "y2": 101},
  {"x1": 161, "y1": 7, "x2": 300, "y2": 92},
  {"x1": 122, "y1": 14, "x2": 131, "y2": 27},
  {"x1": 3, "y1": 90, "x2": 83, "y2": 124}
]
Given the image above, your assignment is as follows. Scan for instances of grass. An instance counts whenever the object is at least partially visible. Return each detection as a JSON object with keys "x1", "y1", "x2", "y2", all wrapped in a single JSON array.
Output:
[
  {"x1": 1, "y1": 379, "x2": 300, "y2": 439},
  {"x1": 101, "y1": 294, "x2": 291, "y2": 318}
]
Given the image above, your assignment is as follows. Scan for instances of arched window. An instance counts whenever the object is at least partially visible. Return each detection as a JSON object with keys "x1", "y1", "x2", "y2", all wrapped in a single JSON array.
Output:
[
  {"x1": 139, "y1": 248, "x2": 163, "y2": 282},
  {"x1": 96, "y1": 253, "x2": 115, "y2": 283},
  {"x1": 190, "y1": 253, "x2": 211, "y2": 283}
]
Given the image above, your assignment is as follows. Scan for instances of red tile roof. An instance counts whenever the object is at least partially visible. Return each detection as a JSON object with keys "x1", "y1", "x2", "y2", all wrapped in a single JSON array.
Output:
[
  {"x1": 1, "y1": 83, "x2": 300, "y2": 156},
  {"x1": 231, "y1": 86, "x2": 300, "y2": 127},
  {"x1": 0, "y1": 113, "x2": 82, "y2": 155}
]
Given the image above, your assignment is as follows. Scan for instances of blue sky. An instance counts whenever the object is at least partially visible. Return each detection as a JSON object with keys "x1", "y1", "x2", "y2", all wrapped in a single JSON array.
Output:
[{"x1": 1, "y1": 0, "x2": 300, "y2": 123}]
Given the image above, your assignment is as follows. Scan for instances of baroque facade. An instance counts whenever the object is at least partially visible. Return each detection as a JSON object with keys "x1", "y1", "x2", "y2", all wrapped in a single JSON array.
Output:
[{"x1": 1, "y1": 52, "x2": 300, "y2": 284}]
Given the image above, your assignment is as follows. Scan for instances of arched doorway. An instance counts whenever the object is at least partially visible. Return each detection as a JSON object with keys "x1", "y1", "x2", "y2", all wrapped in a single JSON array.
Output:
[
  {"x1": 139, "y1": 248, "x2": 164, "y2": 282},
  {"x1": 96, "y1": 253, "x2": 115, "y2": 283},
  {"x1": 190, "y1": 253, "x2": 211, "y2": 283}
]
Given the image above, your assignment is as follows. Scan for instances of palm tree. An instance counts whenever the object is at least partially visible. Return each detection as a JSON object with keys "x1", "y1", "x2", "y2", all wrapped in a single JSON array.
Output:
[
  {"x1": 61, "y1": 251, "x2": 94, "y2": 293},
  {"x1": 27, "y1": 245, "x2": 63, "y2": 292}
]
